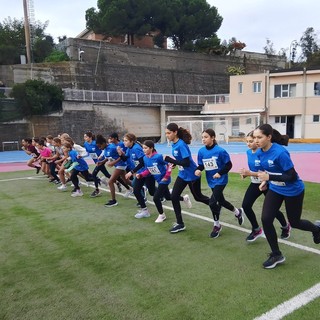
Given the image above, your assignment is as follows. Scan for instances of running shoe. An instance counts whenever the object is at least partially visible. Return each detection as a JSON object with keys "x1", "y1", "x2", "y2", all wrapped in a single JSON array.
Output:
[
  {"x1": 263, "y1": 253, "x2": 286, "y2": 269},
  {"x1": 246, "y1": 227, "x2": 263, "y2": 242},
  {"x1": 155, "y1": 213, "x2": 166, "y2": 223},
  {"x1": 280, "y1": 223, "x2": 291, "y2": 240},
  {"x1": 210, "y1": 225, "x2": 222, "y2": 238}
]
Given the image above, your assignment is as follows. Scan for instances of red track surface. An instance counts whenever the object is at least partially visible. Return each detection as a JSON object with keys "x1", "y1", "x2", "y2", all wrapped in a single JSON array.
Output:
[{"x1": 1, "y1": 153, "x2": 319, "y2": 183}]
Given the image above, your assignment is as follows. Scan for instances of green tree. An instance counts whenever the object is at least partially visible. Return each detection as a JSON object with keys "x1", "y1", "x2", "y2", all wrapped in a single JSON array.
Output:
[
  {"x1": 0, "y1": 17, "x2": 56, "y2": 65},
  {"x1": 10, "y1": 79, "x2": 63, "y2": 116},
  {"x1": 299, "y1": 27, "x2": 319, "y2": 61},
  {"x1": 85, "y1": 0, "x2": 223, "y2": 49}
]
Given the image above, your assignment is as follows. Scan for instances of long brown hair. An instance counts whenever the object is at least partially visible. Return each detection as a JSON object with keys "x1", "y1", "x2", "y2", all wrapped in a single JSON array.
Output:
[{"x1": 166, "y1": 123, "x2": 192, "y2": 144}]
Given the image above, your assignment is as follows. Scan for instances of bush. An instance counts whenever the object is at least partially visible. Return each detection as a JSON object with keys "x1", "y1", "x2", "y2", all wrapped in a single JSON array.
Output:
[{"x1": 10, "y1": 79, "x2": 63, "y2": 116}]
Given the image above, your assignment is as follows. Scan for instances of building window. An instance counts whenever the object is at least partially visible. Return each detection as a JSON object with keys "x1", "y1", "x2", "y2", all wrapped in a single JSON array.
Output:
[
  {"x1": 275, "y1": 116, "x2": 286, "y2": 123},
  {"x1": 274, "y1": 84, "x2": 296, "y2": 98},
  {"x1": 313, "y1": 115, "x2": 320, "y2": 122},
  {"x1": 314, "y1": 82, "x2": 320, "y2": 95},
  {"x1": 253, "y1": 81, "x2": 262, "y2": 93},
  {"x1": 238, "y1": 82, "x2": 243, "y2": 94},
  {"x1": 246, "y1": 117, "x2": 252, "y2": 124}
]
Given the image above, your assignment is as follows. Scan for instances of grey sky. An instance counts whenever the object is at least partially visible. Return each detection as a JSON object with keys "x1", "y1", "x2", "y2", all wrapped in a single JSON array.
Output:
[{"x1": 1, "y1": 0, "x2": 319, "y2": 56}]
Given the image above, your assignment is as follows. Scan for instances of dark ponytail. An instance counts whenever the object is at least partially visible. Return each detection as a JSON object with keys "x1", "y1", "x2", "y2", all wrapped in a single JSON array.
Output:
[
  {"x1": 256, "y1": 124, "x2": 289, "y2": 146},
  {"x1": 166, "y1": 122, "x2": 192, "y2": 144}
]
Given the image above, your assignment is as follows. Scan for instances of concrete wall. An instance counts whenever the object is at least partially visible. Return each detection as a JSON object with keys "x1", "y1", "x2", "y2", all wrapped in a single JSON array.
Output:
[{"x1": 1, "y1": 38, "x2": 286, "y2": 93}]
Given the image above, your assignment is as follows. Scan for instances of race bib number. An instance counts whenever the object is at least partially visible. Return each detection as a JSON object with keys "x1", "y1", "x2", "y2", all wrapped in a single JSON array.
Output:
[
  {"x1": 89, "y1": 152, "x2": 98, "y2": 159},
  {"x1": 203, "y1": 157, "x2": 218, "y2": 170},
  {"x1": 147, "y1": 165, "x2": 161, "y2": 175},
  {"x1": 270, "y1": 181, "x2": 286, "y2": 186},
  {"x1": 250, "y1": 176, "x2": 261, "y2": 184}
]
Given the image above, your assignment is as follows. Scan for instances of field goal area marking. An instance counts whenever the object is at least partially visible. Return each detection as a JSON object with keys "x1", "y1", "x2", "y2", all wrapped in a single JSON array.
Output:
[{"x1": 2, "y1": 176, "x2": 320, "y2": 318}]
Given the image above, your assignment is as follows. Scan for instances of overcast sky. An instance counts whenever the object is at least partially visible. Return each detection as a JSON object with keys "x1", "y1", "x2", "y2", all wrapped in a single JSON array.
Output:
[{"x1": 1, "y1": 0, "x2": 319, "y2": 55}]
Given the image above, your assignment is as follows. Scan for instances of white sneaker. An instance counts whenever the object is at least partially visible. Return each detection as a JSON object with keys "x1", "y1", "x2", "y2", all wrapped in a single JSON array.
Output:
[
  {"x1": 155, "y1": 213, "x2": 166, "y2": 223},
  {"x1": 124, "y1": 188, "x2": 134, "y2": 198},
  {"x1": 71, "y1": 190, "x2": 83, "y2": 197},
  {"x1": 183, "y1": 194, "x2": 192, "y2": 208},
  {"x1": 101, "y1": 177, "x2": 109, "y2": 186},
  {"x1": 57, "y1": 184, "x2": 67, "y2": 191},
  {"x1": 134, "y1": 208, "x2": 150, "y2": 218}
]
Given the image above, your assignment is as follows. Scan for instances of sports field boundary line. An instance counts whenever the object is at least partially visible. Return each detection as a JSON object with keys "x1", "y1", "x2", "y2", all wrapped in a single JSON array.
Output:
[
  {"x1": 2, "y1": 175, "x2": 320, "y2": 319},
  {"x1": 253, "y1": 282, "x2": 320, "y2": 320},
  {"x1": 2, "y1": 176, "x2": 320, "y2": 256}
]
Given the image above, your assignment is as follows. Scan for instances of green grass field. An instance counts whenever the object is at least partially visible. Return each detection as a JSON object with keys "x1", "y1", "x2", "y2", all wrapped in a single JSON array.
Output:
[{"x1": 0, "y1": 169, "x2": 319, "y2": 320}]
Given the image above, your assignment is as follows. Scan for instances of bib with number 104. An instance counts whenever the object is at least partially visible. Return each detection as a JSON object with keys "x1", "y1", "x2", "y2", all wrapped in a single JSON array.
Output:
[{"x1": 203, "y1": 157, "x2": 218, "y2": 170}]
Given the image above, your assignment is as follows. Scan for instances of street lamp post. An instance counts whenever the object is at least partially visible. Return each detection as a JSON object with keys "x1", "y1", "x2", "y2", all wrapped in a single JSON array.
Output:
[{"x1": 289, "y1": 40, "x2": 298, "y2": 69}]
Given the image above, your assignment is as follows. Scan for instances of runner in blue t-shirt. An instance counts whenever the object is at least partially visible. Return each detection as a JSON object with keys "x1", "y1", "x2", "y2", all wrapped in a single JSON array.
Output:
[
  {"x1": 95, "y1": 134, "x2": 132, "y2": 208},
  {"x1": 195, "y1": 129, "x2": 244, "y2": 239},
  {"x1": 239, "y1": 131, "x2": 290, "y2": 242},
  {"x1": 164, "y1": 123, "x2": 210, "y2": 233},
  {"x1": 84, "y1": 131, "x2": 111, "y2": 198},
  {"x1": 136, "y1": 140, "x2": 192, "y2": 223},
  {"x1": 118, "y1": 133, "x2": 156, "y2": 218},
  {"x1": 254, "y1": 124, "x2": 320, "y2": 269}
]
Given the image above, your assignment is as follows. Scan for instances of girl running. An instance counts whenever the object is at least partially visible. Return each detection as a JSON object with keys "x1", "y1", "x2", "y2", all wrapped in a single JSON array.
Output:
[
  {"x1": 21, "y1": 138, "x2": 41, "y2": 173},
  {"x1": 195, "y1": 129, "x2": 244, "y2": 238},
  {"x1": 239, "y1": 131, "x2": 291, "y2": 242},
  {"x1": 95, "y1": 134, "x2": 132, "y2": 207},
  {"x1": 136, "y1": 140, "x2": 192, "y2": 223},
  {"x1": 253, "y1": 124, "x2": 320, "y2": 269},
  {"x1": 164, "y1": 123, "x2": 209, "y2": 233},
  {"x1": 83, "y1": 131, "x2": 110, "y2": 198},
  {"x1": 62, "y1": 142, "x2": 98, "y2": 197},
  {"x1": 119, "y1": 133, "x2": 155, "y2": 218}
]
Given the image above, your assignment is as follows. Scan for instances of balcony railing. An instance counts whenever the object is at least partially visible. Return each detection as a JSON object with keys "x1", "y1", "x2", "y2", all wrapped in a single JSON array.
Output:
[{"x1": 63, "y1": 89, "x2": 229, "y2": 105}]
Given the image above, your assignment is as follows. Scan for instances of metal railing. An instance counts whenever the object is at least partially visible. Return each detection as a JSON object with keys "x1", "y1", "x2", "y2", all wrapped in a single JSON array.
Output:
[{"x1": 63, "y1": 89, "x2": 229, "y2": 105}]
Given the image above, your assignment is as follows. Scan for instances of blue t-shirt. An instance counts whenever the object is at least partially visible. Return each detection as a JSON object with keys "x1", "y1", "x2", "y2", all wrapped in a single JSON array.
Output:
[
  {"x1": 197, "y1": 144, "x2": 230, "y2": 188},
  {"x1": 69, "y1": 150, "x2": 89, "y2": 171},
  {"x1": 246, "y1": 149, "x2": 263, "y2": 184},
  {"x1": 143, "y1": 153, "x2": 171, "y2": 185},
  {"x1": 104, "y1": 142, "x2": 127, "y2": 169},
  {"x1": 126, "y1": 143, "x2": 145, "y2": 173},
  {"x1": 171, "y1": 139, "x2": 199, "y2": 182},
  {"x1": 256, "y1": 143, "x2": 304, "y2": 196},
  {"x1": 84, "y1": 140, "x2": 101, "y2": 163}
]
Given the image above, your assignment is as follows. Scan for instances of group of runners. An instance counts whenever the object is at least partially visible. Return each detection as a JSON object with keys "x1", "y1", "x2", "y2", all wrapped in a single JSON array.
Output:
[{"x1": 21, "y1": 123, "x2": 320, "y2": 269}]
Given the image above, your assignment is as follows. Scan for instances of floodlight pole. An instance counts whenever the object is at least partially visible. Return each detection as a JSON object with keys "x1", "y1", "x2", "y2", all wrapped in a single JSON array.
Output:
[{"x1": 23, "y1": 0, "x2": 32, "y2": 64}]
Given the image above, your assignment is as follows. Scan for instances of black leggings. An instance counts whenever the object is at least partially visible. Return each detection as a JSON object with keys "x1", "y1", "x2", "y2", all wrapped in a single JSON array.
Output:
[
  {"x1": 209, "y1": 184, "x2": 236, "y2": 221},
  {"x1": 133, "y1": 176, "x2": 156, "y2": 209},
  {"x1": 153, "y1": 183, "x2": 184, "y2": 214},
  {"x1": 242, "y1": 183, "x2": 287, "y2": 230},
  {"x1": 262, "y1": 189, "x2": 319, "y2": 254},
  {"x1": 71, "y1": 169, "x2": 98, "y2": 190},
  {"x1": 92, "y1": 164, "x2": 110, "y2": 188},
  {"x1": 171, "y1": 176, "x2": 209, "y2": 225}
]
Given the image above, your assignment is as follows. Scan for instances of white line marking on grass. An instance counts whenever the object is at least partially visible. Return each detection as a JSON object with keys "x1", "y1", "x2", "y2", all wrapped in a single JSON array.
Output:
[
  {"x1": 2, "y1": 176, "x2": 320, "y2": 318},
  {"x1": 161, "y1": 204, "x2": 320, "y2": 255},
  {"x1": 253, "y1": 282, "x2": 320, "y2": 320}
]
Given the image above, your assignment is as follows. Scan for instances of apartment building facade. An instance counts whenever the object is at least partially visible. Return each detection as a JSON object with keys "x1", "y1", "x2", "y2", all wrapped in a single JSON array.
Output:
[{"x1": 202, "y1": 68, "x2": 320, "y2": 139}]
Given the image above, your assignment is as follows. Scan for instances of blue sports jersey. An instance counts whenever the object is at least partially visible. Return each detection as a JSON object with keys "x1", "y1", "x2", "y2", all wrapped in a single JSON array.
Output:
[
  {"x1": 69, "y1": 150, "x2": 89, "y2": 171},
  {"x1": 143, "y1": 153, "x2": 171, "y2": 185},
  {"x1": 126, "y1": 143, "x2": 145, "y2": 173},
  {"x1": 197, "y1": 144, "x2": 230, "y2": 188},
  {"x1": 246, "y1": 149, "x2": 263, "y2": 184},
  {"x1": 171, "y1": 139, "x2": 199, "y2": 181},
  {"x1": 256, "y1": 143, "x2": 304, "y2": 196},
  {"x1": 104, "y1": 142, "x2": 127, "y2": 168},
  {"x1": 84, "y1": 140, "x2": 101, "y2": 163}
]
